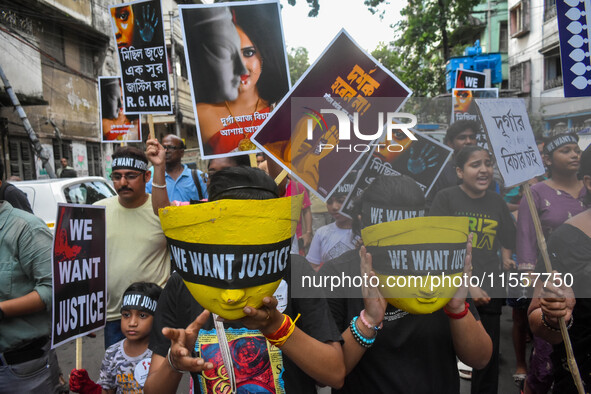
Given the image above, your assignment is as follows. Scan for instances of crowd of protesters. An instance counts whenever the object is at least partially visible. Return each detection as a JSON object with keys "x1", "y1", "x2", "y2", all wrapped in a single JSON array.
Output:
[{"x1": 1, "y1": 124, "x2": 589, "y2": 394}]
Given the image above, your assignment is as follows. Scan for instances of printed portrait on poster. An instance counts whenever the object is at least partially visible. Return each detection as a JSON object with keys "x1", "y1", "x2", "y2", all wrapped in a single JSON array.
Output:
[
  {"x1": 99, "y1": 76, "x2": 141, "y2": 142},
  {"x1": 179, "y1": 0, "x2": 290, "y2": 158}
]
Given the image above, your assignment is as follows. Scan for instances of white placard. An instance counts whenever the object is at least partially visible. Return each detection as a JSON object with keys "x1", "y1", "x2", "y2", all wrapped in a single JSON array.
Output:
[{"x1": 474, "y1": 98, "x2": 545, "y2": 187}]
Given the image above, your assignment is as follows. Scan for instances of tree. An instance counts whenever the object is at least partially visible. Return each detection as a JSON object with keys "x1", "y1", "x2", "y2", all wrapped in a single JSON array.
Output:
[{"x1": 287, "y1": 47, "x2": 310, "y2": 85}]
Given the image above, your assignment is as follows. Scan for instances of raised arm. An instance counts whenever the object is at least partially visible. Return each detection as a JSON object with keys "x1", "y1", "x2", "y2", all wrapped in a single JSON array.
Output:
[{"x1": 145, "y1": 138, "x2": 170, "y2": 215}]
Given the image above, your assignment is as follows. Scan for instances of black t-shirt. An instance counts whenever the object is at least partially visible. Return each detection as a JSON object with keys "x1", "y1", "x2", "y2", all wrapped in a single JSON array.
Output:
[
  {"x1": 547, "y1": 224, "x2": 591, "y2": 394},
  {"x1": 149, "y1": 255, "x2": 341, "y2": 393},
  {"x1": 429, "y1": 186, "x2": 516, "y2": 306},
  {"x1": 319, "y1": 249, "x2": 479, "y2": 394}
]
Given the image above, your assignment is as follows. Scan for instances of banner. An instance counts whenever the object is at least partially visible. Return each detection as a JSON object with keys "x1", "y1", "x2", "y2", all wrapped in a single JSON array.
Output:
[
  {"x1": 455, "y1": 69, "x2": 486, "y2": 89},
  {"x1": 110, "y1": 0, "x2": 172, "y2": 114},
  {"x1": 179, "y1": 0, "x2": 290, "y2": 158},
  {"x1": 52, "y1": 204, "x2": 106, "y2": 348},
  {"x1": 474, "y1": 98, "x2": 545, "y2": 187},
  {"x1": 341, "y1": 128, "x2": 452, "y2": 217},
  {"x1": 557, "y1": 0, "x2": 591, "y2": 97},
  {"x1": 99, "y1": 76, "x2": 141, "y2": 142},
  {"x1": 252, "y1": 30, "x2": 413, "y2": 201}
]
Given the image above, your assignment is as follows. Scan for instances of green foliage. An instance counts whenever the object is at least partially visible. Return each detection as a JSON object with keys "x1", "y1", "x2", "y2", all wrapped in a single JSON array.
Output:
[{"x1": 287, "y1": 47, "x2": 310, "y2": 86}]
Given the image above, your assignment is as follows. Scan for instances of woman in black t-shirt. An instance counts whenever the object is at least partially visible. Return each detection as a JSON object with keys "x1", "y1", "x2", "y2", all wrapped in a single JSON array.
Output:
[{"x1": 430, "y1": 146, "x2": 516, "y2": 394}]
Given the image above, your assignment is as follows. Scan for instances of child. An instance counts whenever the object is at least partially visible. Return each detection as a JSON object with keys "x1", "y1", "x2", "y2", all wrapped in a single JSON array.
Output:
[
  {"x1": 69, "y1": 282, "x2": 162, "y2": 394},
  {"x1": 430, "y1": 146, "x2": 516, "y2": 394}
]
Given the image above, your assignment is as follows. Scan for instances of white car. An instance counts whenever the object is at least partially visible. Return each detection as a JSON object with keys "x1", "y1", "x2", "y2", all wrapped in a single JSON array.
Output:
[{"x1": 12, "y1": 176, "x2": 116, "y2": 229}]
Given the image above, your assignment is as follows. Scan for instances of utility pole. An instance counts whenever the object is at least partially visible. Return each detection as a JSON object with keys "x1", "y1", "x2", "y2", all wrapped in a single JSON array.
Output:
[
  {"x1": 170, "y1": 11, "x2": 181, "y2": 137},
  {"x1": 0, "y1": 64, "x2": 56, "y2": 178}
]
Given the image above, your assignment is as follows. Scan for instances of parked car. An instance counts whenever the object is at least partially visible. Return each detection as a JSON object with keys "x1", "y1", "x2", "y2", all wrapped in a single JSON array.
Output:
[{"x1": 12, "y1": 176, "x2": 116, "y2": 229}]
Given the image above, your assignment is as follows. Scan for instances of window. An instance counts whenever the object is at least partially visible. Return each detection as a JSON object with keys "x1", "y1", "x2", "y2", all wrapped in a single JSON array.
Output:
[
  {"x1": 53, "y1": 139, "x2": 72, "y2": 171},
  {"x1": 510, "y1": 60, "x2": 531, "y2": 93},
  {"x1": 510, "y1": 0, "x2": 530, "y2": 37},
  {"x1": 544, "y1": 49, "x2": 563, "y2": 90},
  {"x1": 64, "y1": 181, "x2": 116, "y2": 204},
  {"x1": 8, "y1": 138, "x2": 36, "y2": 180},
  {"x1": 544, "y1": 0, "x2": 557, "y2": 21},
  {"x1": 86, "y1": 142, "x2": 102, "y2": 176},
  {"x1": 499, "y1": 21, "x2": 508, "y2": 53},
  {"x1": 41, "y1": 24, "x2": 65, "y2": 64}
]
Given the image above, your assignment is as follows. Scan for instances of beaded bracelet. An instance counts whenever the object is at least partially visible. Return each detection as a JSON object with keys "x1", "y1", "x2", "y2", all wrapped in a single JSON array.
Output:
[
  {"x1": 350, "y1": 316, "x2": 376, "y2": 348},
  {"x1": 541, "y1": 313, "x2": 573, "y2": 332},
  {"x1": 359, "y1": 310, "x2": 383, "y2": 331},
  {"x1": 167, "y1": 347, "x2": 188, "y2": 374},
  {"x1": 152, "y1": 182, "x2": 167, "y2": 189}
]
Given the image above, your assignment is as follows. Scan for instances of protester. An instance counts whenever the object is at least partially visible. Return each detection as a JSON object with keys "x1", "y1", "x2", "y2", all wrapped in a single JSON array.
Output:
[
  {"x1": 206, "y1": 155, "x2": 250, "y2": 186},
  {"x1": 319, "y1": 174, "x2": 492, "y2": 393},
  {"x1": 426, "y1": 120, "x2": 478, "y2": 209},
  {"x1": 430, "y1": 146, "x2": 516, "y2": 394},
  {"x1": 0, "y1": 159, "x2": 33, "y2": 213},
  {"x1": 69, "y1": 282, "x2": 162, "y2": 394},
  {"x1": 57, "y1": 157, "x2": 77, "y2": 178},
  {"x1": 516, "y1": 133, "x2": 585, "y2": 394},
  {"x1": 94, "y1": 147, "x2": 170, "y2": 348},
  {"x1": 0, "y1": 180, "x2": 61, "y2": 392},
  {"x1": 145, "y1": 134, "x2": 208, "y2": 202},
  {"x1": 143, "y1": 166, "x2": 345, "y2": 393},
  {"x1": 528, "y1": 143, "x2": 591, "y2": 393},
  {"x1": 306, "y1": 183, "x2": 358, "y2": 270}
]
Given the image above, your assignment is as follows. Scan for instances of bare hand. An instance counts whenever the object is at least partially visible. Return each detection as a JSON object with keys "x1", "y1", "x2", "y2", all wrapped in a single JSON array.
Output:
[
  {"x1": 360, "y1": 246, "x2": 386, "y2": 328},
  {"x1": 240, "y1": 297, "x2": 284, "y2": 336},
  {"x1": 162, "y1": 310, "x2": 214, "y2": 373},
  {"x1": 469, "y1": 286, "x2": 491, "y2": 307},
  {"x1": 146, "y1": 138, "x2": 165, "y2": 168},
  {"x1": 503, "y1": 258, "x2": 517, "y2": 271},
  {"x1": 446, "y1": 233, "x2": 473, "y2": 313},
  {"x1": 539, "y1": 272, "x2": 575, "y2": 326}
]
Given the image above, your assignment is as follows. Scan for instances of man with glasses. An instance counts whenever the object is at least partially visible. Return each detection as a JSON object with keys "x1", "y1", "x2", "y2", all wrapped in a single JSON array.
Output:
[
  {"x1": 145, "y1": 134, "x2": 207, "y2": 202},
  {"x1": 94, "y1": 147, "x2": 170, "y2": 348}
]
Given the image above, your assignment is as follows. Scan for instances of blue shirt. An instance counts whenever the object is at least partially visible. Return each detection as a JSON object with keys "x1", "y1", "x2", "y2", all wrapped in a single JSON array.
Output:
[{"x1": 146, "y1": 164, "x2": 208, "y2": 202}]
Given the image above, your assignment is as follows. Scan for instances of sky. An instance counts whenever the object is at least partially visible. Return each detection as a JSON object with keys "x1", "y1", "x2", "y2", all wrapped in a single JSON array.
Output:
[{"x1": 278, "y1": 0, "x2": 405, "y2": 63}]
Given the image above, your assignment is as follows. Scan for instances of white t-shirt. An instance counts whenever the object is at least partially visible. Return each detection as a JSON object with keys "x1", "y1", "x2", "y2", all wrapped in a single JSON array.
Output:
[
  {"x1": 306, "y1": 222, "x2": 358, "y2": 265},
  {"x1": 94, "y1": 196, "x2": 170, "y2": 321}
]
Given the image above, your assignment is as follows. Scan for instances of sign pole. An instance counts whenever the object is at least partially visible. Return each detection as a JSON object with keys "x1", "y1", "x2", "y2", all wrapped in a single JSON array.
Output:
[
  {"x1": 148, "y1": 114, "x2": 155, "y2": 140},
  {"x1": 249, "y1": 153, "x2": 257, "y2": 168},
  {"x1": 75, "y1": 337, "x2": 83, "y2": 369},
  {"x1": 522, "y1": 182, "x2": 585, "y2": 394}
]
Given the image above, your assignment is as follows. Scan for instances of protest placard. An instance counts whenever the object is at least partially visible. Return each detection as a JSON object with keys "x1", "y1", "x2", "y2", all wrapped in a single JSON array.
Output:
[
  {"x1": 341, "y1": 128, "x2": 452, "y2": 217},
  {"x1": 110, "y1": 0, "x2": 172, "y2": 114},
  {"x1": 452, "y1": 88, "x2": 498, "y2": 149},
  {"x1": 179, "y1": 0, "x2": 290, "y2": 158},
  {"x1": 98, "y1": 76, "x2": 141, "y2": 142},
  {"x1": 474, "y1": 98, "x2": 545, "y2": 187},
  {"x1": 252, "y1": 30, "x2": 412, "y2": 201},
  {"x1": 455, "y1": 69, "x2": 486, "y2": 89},
  {"x1": 52, "y1": 204, "x2": 106, "y2": 348}
]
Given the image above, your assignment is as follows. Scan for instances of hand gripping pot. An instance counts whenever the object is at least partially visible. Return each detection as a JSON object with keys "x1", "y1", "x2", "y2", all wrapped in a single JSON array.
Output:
[
  {"x1": 361, "y1": 216, "x2": 469, "y2": 314},
  {"x1": 159, "y1": 196, "x2": 302, "y2": 319}
]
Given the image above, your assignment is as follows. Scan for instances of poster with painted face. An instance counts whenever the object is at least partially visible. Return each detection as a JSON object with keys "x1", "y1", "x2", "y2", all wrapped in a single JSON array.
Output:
[
  {"x1": 451, "y1": 88, "x2": 498, "y2": 149},
  {"x1": 251, "y1": 30, "x2": 413, "y2": 202},
  {"x1": 109, "y1": 0, "x2": 172, "y2": 114},
  {"x1": 98, "y1": 76, "x2": 141, "y2": 142},
  {"x1": 179, "y1": 0, "x2": 290, "y2": 159}
]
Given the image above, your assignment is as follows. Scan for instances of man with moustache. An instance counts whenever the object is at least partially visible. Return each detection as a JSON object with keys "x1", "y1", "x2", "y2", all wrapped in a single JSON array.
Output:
[{"x1": 94, "y1": 147, "x2": 170, "y2": 349}]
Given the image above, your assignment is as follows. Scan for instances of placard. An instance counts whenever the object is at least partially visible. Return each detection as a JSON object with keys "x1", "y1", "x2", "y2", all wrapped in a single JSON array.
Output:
[
  {"x1": 51, "y1": 204, "x2": 106, "y2": 348},
  {"x1": 110, "y1": 0, "x2": 172, "y2": 114},
  {"x1": 474, "y1": 98, "x2": 545, "y2": 187},
  {"x1": 179, "y1": 0, "x2": 290, "y2": 158},
  {"x1": 252, "y1": 30, "x2": 412, "y2": 201},
  {"x1": 99, "y1": 76, "x2": 141, "y2": 142},
  {"x1": 455, "y1": 69, "x2": 486, "y2": 89}
]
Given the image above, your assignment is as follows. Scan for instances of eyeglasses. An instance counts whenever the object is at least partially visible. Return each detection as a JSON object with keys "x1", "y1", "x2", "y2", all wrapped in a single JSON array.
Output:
[
  {"x1": 110, "y1": 172, "x2": 143, "y2": 181},
  {"x1": 163, "y1": 145, "x2": 183, "y2": 151}
]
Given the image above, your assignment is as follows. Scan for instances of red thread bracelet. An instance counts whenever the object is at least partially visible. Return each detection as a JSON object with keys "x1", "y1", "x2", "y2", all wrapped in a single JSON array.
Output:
[
  {"x1": 360, "y1": 310, "x2": 383, "y2": 330},
  {"x1": 444, "y1": 302, "x2": 469, "y2": 319}
]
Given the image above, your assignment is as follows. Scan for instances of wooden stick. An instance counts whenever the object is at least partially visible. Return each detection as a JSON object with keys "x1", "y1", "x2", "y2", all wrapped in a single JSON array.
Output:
[
  {"x1": 522, "y1": 182, "x2": 585, "y2": 394},
  {"x1": 249, "y1": 153, "x2": 257, "y2": 168},
  {"x1": 75, "y1": 337, "x2": 82, "y2": 369},
  {"x1": 274, "y1": 169, "x2": 288, "y2": 186},
  {"x1": 148, "y1": 114, "x2": 155, "y2": 140}
]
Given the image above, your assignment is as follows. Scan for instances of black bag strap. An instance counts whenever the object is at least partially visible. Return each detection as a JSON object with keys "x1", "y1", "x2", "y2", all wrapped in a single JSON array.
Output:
[{"x1": 191, "y1": 168, "x2": 204, "y2": 200}]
